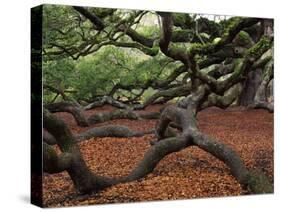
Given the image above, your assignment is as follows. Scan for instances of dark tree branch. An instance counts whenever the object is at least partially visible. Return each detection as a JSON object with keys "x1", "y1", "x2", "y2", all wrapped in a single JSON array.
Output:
[{"x1": 73, "y1": 6, "x2": 105, "y2": 30}]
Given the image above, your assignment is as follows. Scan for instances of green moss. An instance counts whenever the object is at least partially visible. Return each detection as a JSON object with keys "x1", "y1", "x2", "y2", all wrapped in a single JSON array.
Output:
[
  {"x1": 221, "y1": 17, "x2": 241, "y2": 39},
  {"x1": 246, "y1": 36, "x2": 272, "y2": 59},
  {"x1": 238, "y1": 31, "x2": 250, "y2": 41},
  {"x1": 92, "y1": 8, "x2": 115, "y2": 18},
  {"x1": 144, "y1": 45, "x2": 159, "y2": 56},
  {"x1": 221, "y1": 17, "x2": 241, "y2": 30},
  {"x1": 172, "y1": 13, "x2": 194, "y2": 28},
  {"x1": 234, "y1": 31, "x2": 253, "y2": 47},
  {"x1": 189, "y1": 42, "x2": 215, "y2": 55},
  {"x1": 172, "y1": 29, "x2": 194, "y2": 42},
  {"x1": 172, "y1": 13, "x2": 185, "y2": 24},
  {"x1": 197, "y1": 17, "x2": 221, "y2": 37},
  {"x1": 189, "y1": 17, "x2": 245, "y2": 55}
]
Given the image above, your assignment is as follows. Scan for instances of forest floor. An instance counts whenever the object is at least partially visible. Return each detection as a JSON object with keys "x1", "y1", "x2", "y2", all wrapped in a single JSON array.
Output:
[{"x1": 42, "y1": 104, "x2": 273, "y2": 207}]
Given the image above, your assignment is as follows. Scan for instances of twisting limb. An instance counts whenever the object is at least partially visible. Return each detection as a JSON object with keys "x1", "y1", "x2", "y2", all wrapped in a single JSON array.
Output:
[
  {"x1": 155, "y1": 87, "x2": 272, "y2": 194},
  {"x1": 45, "y1": 102, "x2": 89, "y2": 127},
  {"x1": 88, "y1": 109, "x2": 160, "y2": 125}
]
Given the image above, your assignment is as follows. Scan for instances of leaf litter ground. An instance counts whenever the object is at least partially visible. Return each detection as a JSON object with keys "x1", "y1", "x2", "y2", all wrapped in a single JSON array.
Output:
[{"x1": 42, "y1": 105, "x2": 273, "y2": 207}]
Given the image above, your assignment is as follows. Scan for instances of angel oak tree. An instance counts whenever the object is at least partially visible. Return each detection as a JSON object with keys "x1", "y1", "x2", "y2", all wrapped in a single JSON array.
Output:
[{"x1": 42, "y1": 6, "x2": 273, "y2": 195}]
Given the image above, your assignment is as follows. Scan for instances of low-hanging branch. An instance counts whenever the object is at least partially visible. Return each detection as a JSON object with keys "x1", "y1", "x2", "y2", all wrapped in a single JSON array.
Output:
[
  {"x1": 87, "y1": 109, "x2": 160, "y2": 125},
  {"x1": 44, "y1": 123, "x2": 155, "y2": 144}
]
